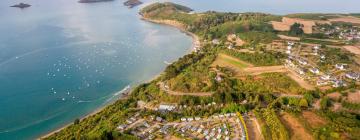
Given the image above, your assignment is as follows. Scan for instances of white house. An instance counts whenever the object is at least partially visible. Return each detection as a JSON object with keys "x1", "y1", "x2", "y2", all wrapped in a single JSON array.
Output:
[
  {"x1": 346, "y1": 72, "x2": 360, "y2": 80},
  {"x1": 287, "y1": 45, "x2": 292, "y2": 50},
  {"x1": 332, "y1": 80, "x2": 346, "y2": 88},
  {"x1": 298, "y1": 69, "x2": 305, "y2": 75},
  {"x1": 298, "y1": 59, "x2": 308, "y2": 65},
  {"x1": 158, "y1": 104, "x2": 176, "y2": 111},
  {"x1": 212, "y1": 39, "x2": 220, "y2": 45},
  {"x1": 117, "y1": 124, "x2": 127, "y2": 130},
  {"x1": 181, "y1": 118, "x2": 187, "y2": 122},
  {"x1": 317, "y1": 80, "x2": 329, "y2": 86},
  {"x1": 309, "y1": 68, "x2": 320, "y2": 74},
  {"x1": 314, "y1": 45, "x2": 320, "y2": 50},
  {"x1": 320, "y1": 74, "x2": 331, "y2": 80},
  {"x1": 320, "y1": 55, "x2": 326, "y2": 60},
  {"x1": 335, "y1": 64, "x2": 347, "y2": 70},
  {"x1": 287, "y1": 42, "x2": 295, "y2": 46}
]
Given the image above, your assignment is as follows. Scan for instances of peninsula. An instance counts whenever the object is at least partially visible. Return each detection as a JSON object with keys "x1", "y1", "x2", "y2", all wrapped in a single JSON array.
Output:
[
  {"x1": 45, "y1": 2, "x2": 360, "y2": 140},
  {"x1": 10, "y1": 3, "x2": 31, "y2": 9}
]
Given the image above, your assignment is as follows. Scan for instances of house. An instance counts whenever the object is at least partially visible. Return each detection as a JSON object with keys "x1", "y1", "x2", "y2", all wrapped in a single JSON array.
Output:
[
  {"x1": 317, "y1": 80, "x2": 329, "y2": 86},
  {"x1": 320, "y1": 55, "x2": 326, "y2": 60},
  {"x1": 203, "y1": 129, "x2": 209, "y2": 135},
  {"x1": 335, "y1": 64, "x2": 347, "y2": 70},
  {"x1": 143, "y1": 121, "x2": 150, "y2": 128},
  {"x1": 195, "y1": 117, "x2": 201, "y2": 121},
  {"x1": 187, "y1": 117, "x2": 194, "y2": 122},
  {"x1": 346, "y1": 72, "x2": 360, "y2": 80},
  {"x1": 298, "y1": 69, "x2": 305, "y2": 75},
  {"x1": 117, "y1": 124, "x2": 127, "y2": 130},
  {"x1": 158, "y1": 104, "x2": 176, "y2": 111},
  {"x1": 287, "y1": 42, "x2": 295, "y2": 46},
  {"x1": 156, "y1": 116, "x2": 163, "y2": 122},
  {"x1": 159, "y1": 125, "x2": 170, "y2": 134},
  {"x1": 181, "y1": 118, "x2": 187, "y2": 122},
  {"x1": 320, "y1": 74, "x2": 331, "y2": 80},
  {"x1": 212, "y1": 39, "x2": 220, "y2": 45},
  {"x1": 225, "y1": 130, "x2": 229, "y2": 135},
  {"x1": 215, "y1": 74, "x2": 223, "y2": 82},
  {"x1": 287, "y1": 45, "x2": 292, "y2": 50},
  {"x1": 309, "y1": 68, "x2": 320, "y2": 74},
  {"x1": 126, "y1": 119, "x2": 133, "y2": 124},
  {"x1": 298, "y1": 59, "x2": 308, "y2": 65},
  {"x1": 332, "y1": 80, "x2": 346, "y2": 88},
  {"x1": 314, "y1": 45, "x2": 319, "y2": 50}
]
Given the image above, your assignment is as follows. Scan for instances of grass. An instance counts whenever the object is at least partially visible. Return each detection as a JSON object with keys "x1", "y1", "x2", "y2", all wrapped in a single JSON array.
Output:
[
  {"x1": 286, "y1": 13, "x2": 340, "y2": 20},
  {"x1": 218, "y1": 53, "x2": 250, "y2": 69}
]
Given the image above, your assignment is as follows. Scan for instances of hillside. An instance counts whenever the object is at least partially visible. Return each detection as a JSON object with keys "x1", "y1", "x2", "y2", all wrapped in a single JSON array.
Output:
[{"x1": 45, "y1": 2, "x2": 360, "y2": 140}]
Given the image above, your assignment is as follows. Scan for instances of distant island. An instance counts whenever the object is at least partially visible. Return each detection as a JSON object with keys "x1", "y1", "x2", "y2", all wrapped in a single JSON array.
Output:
[
  {"x1": 10, "y1": 3, "x2": 31, "y2": 9},
  {"x1": 78, "y1": 0, "x2": 113, "y2": 3},
  {"x1": 123, "y1": 0, "x2": 143, "y2": 8}
]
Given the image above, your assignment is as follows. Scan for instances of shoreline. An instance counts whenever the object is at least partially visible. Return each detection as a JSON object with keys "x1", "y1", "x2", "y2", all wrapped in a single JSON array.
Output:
[
  {"x1": 140, "y1": 17, "x2": 201, "y2": 52},
  {"x1": 40, "y1": 17, "x2": 201, "y2": 139},
  {"x1": 39, "y1": 92, "x2": 130, "y2": 139}
]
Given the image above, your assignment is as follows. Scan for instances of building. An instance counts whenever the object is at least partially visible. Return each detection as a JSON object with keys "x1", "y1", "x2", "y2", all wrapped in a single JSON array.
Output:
[
  {"x1": 320, "y1": 74, "x2": 331, "y2": 80},
  {"x1": 298, "y1": 59, "x2": 308, "y2": 65},
  {"x1": 346, "y1": 72, "x2": 360, "y2": 80},
  {"x1": 212, "y1": 39, "x2": 220, "y2": 45},
  {"x1": 117, "y1": 124, "x2": 127, "y2": 130},
  {"x1": 181, "y1": 118, "x2": 186, "y2": 122},
  {"x1": 156, "y1": 116, "x2": 163, "y2": 122},
  {"x1": 310, "y1": 68, "x2": 320, "y2": 74},
  {"x1": 158, "y1": 104, "x2": 176, "y2": 111},
  {"x1": 287, "y1": 41, "x2": 295, "y2": 46},
  {"x1": 332, "y1": 80, "x2": 346, "y2": 88},
  {"x1": 317, "y1": 80, "x2": 329, "y2": 86},
  {"x1": 215, "y1": 74, "x2": 223, "y2": 82},
  {"x1": 335, "y1": 64, "x2": 347, "y2": 70}
]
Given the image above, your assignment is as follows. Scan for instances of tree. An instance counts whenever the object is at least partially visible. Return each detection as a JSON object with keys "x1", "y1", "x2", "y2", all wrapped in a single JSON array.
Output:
[
  {"x1": 320, "y1": 97, "x2": 331, "y2": 110},
  {"x1": 74, "y1": 118, "x2": 80, "y2": 125},
  {"x1": 299, "y1": 98, "x2": 309, "y2": 108},
  {"x1": 289, "y1": 23, "x2": 304, "y2": 36},
  {"x1": 304, "y1": 92, "x2": 314, "y2": 104}
]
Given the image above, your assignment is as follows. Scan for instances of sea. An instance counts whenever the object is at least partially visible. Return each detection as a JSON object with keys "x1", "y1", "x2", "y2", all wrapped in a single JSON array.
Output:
[{"x1": 0, "y1": 0, "x2": 359, "y2": 139}]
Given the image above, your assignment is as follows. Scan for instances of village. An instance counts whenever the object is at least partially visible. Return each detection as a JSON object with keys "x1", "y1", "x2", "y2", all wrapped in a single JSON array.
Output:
[{"x1": 115, "y1": 103, "x2": 249, "y2": 140}]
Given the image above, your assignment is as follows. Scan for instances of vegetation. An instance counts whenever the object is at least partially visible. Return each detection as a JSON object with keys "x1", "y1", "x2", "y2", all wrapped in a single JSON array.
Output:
[
  {"x1": 289, "y1": 23, "x2": 304, "y2": 36},
  {"x1": 342, "y1": 101, "x2": 360, "y2": 111},
  {"x1": 286, "y1": 13, "x2": 339, "y2": 20},
  {"x1": 222, "y1": 49, "x2": 285, "y2": 66},
  {"x1": 47, "y1": 3, "x2": 360, "y2": 140},
  {"x1": 317, "y1": 46, "x2": 354, "y2": 71},
  {"x1": 256, "y1": 108, "x2": 290, "y2": 140},
  {"x1": 257, "y1": 73, "x2": 305, "y2": 94}
]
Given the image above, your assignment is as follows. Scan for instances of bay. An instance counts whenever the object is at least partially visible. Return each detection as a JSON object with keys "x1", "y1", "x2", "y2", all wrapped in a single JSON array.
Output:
[{"x1": 0, "y1": 0, "x2": 359, "y2": 139}]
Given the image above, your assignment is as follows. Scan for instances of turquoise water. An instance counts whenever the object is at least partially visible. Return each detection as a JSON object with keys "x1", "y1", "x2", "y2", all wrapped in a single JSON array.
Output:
[{"x1": 0, "y1": 0, "x2": 359, "y2": 139}]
